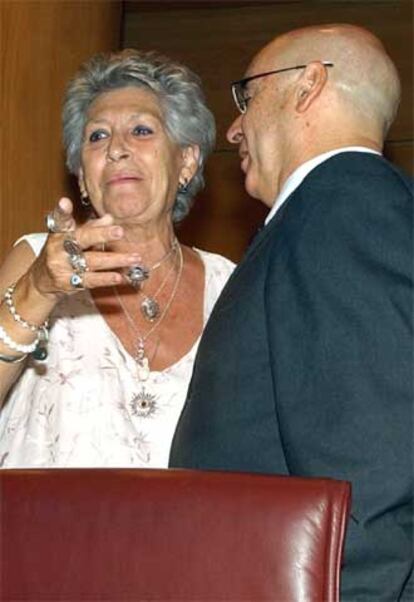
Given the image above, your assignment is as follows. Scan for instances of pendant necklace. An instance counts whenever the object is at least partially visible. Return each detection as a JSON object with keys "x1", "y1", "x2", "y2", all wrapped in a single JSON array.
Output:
[
  {"x1": 138, "y1": 245, "x2": 178, "y2": 323},
  {"x1": 114, "y1": 244, "x2": 184, "y2": 417},
  {"x1": 126, "y1": 238, "x2": 179, "y2": 289}
]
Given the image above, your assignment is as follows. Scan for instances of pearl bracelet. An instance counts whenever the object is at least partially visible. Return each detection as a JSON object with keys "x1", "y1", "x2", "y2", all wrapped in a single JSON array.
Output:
[
  {"x1": 4, "y1": 283, "x2": 48, "y2": 332},
  {"x1": 0, "y1": 324, "x2": 39, "y2": 354}
]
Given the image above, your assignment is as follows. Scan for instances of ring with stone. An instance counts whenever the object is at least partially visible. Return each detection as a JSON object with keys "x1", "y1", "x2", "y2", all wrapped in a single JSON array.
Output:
[
  {"x1": 63, "y1": 238, "x2": 83, "y2": 257},
  {"x1": 45, "y1": 212, "x2": 60, "y2": 233},
  {"x1": 70, "y1": 272, "x2": 84, "y2": 289},
  {"x1": 68, "y1": 253, "x2": 88, "y2": 273}
]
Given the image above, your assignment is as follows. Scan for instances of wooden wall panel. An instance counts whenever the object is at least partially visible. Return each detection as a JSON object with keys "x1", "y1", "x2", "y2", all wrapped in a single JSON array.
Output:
[
  {"x1": 124, "y1": 1, "x2": 413, "y2": 149},
  {"x1": 384, "y1": 141, "x2": 414, "y2": 175},
  {"x1": 124, "y1": 1, "x2": 413, "y2": 261},
  {"x1": 0, "y1": 1, "x2": 122, "y2": 261},
  {"x1": 177, "y1": 154, "x2": 268, "y2": 262}
]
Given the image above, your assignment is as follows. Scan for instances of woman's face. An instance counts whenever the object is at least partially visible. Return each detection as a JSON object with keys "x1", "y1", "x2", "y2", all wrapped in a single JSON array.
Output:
[{"x1": 79, "y1": 86, "x2": 198, "y2": 225}]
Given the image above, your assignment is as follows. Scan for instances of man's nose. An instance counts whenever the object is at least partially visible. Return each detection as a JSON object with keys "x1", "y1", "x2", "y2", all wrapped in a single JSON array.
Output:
[{"x1": 226, "y1": 114, "x2": 244, "y2": 145}]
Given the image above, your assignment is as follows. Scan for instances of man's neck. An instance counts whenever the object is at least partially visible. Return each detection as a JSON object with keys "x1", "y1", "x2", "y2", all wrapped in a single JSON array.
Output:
[
  {"x1": 279, "y1": 136, "x2": 382, "y2": 195},
  {"x1": 265, "y1": 145, "x2": 381, "y2": 226}
]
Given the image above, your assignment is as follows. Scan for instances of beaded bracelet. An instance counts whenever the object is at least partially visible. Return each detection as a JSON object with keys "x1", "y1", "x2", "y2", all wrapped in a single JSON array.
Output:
[
  {"x1": 4, "y1": 283, "x2": 48, "y2": 332},
  {"x1": 0, "y1": 324, "x2": 39, "y2": 354}
]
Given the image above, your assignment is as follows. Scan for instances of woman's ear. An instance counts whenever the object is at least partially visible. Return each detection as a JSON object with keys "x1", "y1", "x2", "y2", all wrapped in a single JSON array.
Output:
[
  {"x1": 180, "y1": 145, "x2": 200, "y2": 183},
  {"x1": 295, "y1": 62, "x2": 329, "y2": 112},
  {"x1": 78, "y1": 168, "x2": 88, "y2": 199}
]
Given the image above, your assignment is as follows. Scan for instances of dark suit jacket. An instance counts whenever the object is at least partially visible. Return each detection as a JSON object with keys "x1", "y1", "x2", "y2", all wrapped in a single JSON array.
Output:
[{"x1": 170, "y1": 152, "x2": 413, "y2": 601}]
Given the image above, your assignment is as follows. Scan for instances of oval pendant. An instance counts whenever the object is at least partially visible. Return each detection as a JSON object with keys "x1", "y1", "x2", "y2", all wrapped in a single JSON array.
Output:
[{"x1": 141, "y1": 296, "x2": 160, "y2": 322}]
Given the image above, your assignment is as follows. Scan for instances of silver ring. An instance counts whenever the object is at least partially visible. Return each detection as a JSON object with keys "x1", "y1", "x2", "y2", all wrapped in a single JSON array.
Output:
[
  {"x1": 45, "y1": 212, "x2": 60, "y2": 233},
  {"x1": 63, "y1": 238, "x2": 83, "y2": 257},
  {"x1": 70, "y1": 273, "x2": 84, "y2": 289},
  {"x1": 69, "y1": 253, "x2": 88, "y2": 273}
]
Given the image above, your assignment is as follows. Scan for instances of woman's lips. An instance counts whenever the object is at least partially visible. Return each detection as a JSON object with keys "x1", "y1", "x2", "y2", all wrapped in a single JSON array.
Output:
[{"x1": 106, "y1": 174, "x2": 141, "y2": 185}]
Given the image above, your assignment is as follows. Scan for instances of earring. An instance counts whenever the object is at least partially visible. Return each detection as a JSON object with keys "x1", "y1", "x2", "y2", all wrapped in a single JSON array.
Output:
[
  {"x1": 178, "y1": 178, "x2": 189, "y2": 193},
  {"x1": 80, "y1": 191, "x2": 91, "y2": 207}
]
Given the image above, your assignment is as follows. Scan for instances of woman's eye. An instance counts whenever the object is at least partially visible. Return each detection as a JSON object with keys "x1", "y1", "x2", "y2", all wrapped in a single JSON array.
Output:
[
  {"x1": 132, "y1": 125, "x2": 153, "y2": 136},
  {"x1": 88, "y1": 129, "x2": 108, "y2": 143}
]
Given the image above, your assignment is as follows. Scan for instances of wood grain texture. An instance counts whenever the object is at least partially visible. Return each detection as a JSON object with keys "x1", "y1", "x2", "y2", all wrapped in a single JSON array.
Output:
[
  {"x1": 178, "y1": 152, "x2": 267, "y2": 261},
  {"x1": 124, "y1": 1, "x2": 413, "y2": 149},
  {"x1": 0, "y1": 0, "x2": 122, "y2": 261},
  {"x1": 384, "y1": 141, "x2": 414, "y2": 174}
]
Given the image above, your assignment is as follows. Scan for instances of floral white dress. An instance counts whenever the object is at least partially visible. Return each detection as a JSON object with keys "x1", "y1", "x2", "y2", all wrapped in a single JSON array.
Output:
[{"x1": 0, "y1": 234, "x2": 235, "y2": 468}]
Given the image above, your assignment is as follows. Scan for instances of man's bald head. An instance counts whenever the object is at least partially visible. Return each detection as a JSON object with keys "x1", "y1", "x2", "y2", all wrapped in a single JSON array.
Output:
[
  {"x1": 226, "y1": 23, "x2": 402, "y2": 202},
  {"x1": 251, "y1": 24, "x2": 400, "y2": 137}
]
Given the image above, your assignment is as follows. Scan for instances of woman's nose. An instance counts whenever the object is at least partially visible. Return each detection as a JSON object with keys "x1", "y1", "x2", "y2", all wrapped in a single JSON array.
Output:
[
  {"x1": 226, "y1": 114, "x2": 244, "y2": 145},
  {"x1": 106, "y1": 135, "x2": 130, "y2": 162}
]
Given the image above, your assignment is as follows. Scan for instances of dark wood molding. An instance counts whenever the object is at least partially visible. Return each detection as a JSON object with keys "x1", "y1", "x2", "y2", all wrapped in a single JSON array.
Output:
[{"x1": 124, "y1": 1, "x2": 300, "y2": 12}]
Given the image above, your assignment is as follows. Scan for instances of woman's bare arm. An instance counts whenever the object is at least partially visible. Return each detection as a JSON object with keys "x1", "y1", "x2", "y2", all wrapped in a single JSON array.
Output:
[{"x1": 0, "y1": 241, "x2": 48, "y2": 405}]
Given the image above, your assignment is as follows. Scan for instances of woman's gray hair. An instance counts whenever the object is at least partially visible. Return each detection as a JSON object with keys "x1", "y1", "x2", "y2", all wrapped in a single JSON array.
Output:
[{"x1": 62, "y1": 49, "x2": 216, "y2": 222}]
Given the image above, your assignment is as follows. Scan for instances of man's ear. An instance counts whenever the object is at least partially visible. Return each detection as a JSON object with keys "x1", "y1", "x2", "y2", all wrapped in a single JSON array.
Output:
[
  {"x1": 295, "y1": 62, "x2": 330, "y2": 112},
  {"x1": 180, "y1": 145, "x2": 201, "y2": 183}
]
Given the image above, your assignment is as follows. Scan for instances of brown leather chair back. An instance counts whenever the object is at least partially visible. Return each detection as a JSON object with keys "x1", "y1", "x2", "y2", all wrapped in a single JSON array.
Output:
[{"x1": 1, "y1": 468, "x2": 351, "y2": 601}]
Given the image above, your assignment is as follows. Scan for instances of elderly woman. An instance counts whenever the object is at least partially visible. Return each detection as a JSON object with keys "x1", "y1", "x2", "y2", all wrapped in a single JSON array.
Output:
[{"x1": 0, "y1": 49, "x2": 234, "y2": 467}]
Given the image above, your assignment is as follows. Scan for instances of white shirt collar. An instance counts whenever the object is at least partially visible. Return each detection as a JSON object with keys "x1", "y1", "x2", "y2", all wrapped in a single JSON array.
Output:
[{"x1": 265, "y1": 146, "x2": 381, "y2": 225}]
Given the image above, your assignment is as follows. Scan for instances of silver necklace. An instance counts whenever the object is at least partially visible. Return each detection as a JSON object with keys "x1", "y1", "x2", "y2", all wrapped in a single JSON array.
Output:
[
  {"x1": 126, "y1": 238, "x2": 179, "y2": 289},
  {"x1": 139, "y1": 245, "x2": 178, "y2": 322},
  {"x1": 114, "y1": 245, "x2": 184, "y2": 417}
]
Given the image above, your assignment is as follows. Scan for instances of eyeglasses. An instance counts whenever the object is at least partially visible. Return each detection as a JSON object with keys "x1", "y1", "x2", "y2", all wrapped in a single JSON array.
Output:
[{"x1": 231, "y1": 62, "x2": 334, "y2": 114}]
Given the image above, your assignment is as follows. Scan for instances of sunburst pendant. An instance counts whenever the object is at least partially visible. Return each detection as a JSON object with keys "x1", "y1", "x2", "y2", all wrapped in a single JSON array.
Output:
[{"x1": 130, "y1": 388, "x2": 157, "y2": 418}]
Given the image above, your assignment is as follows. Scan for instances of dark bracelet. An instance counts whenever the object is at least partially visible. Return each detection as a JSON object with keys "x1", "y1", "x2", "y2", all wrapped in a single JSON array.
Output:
[{"x1": 0, "y1": 352, "x2": 28, "y2": 364}]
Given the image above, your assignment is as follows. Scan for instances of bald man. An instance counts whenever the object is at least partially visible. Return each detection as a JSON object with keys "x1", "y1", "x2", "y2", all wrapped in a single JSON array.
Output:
[{"x1": 170, "y1": 24, "x2": 413, "y2": 599}]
